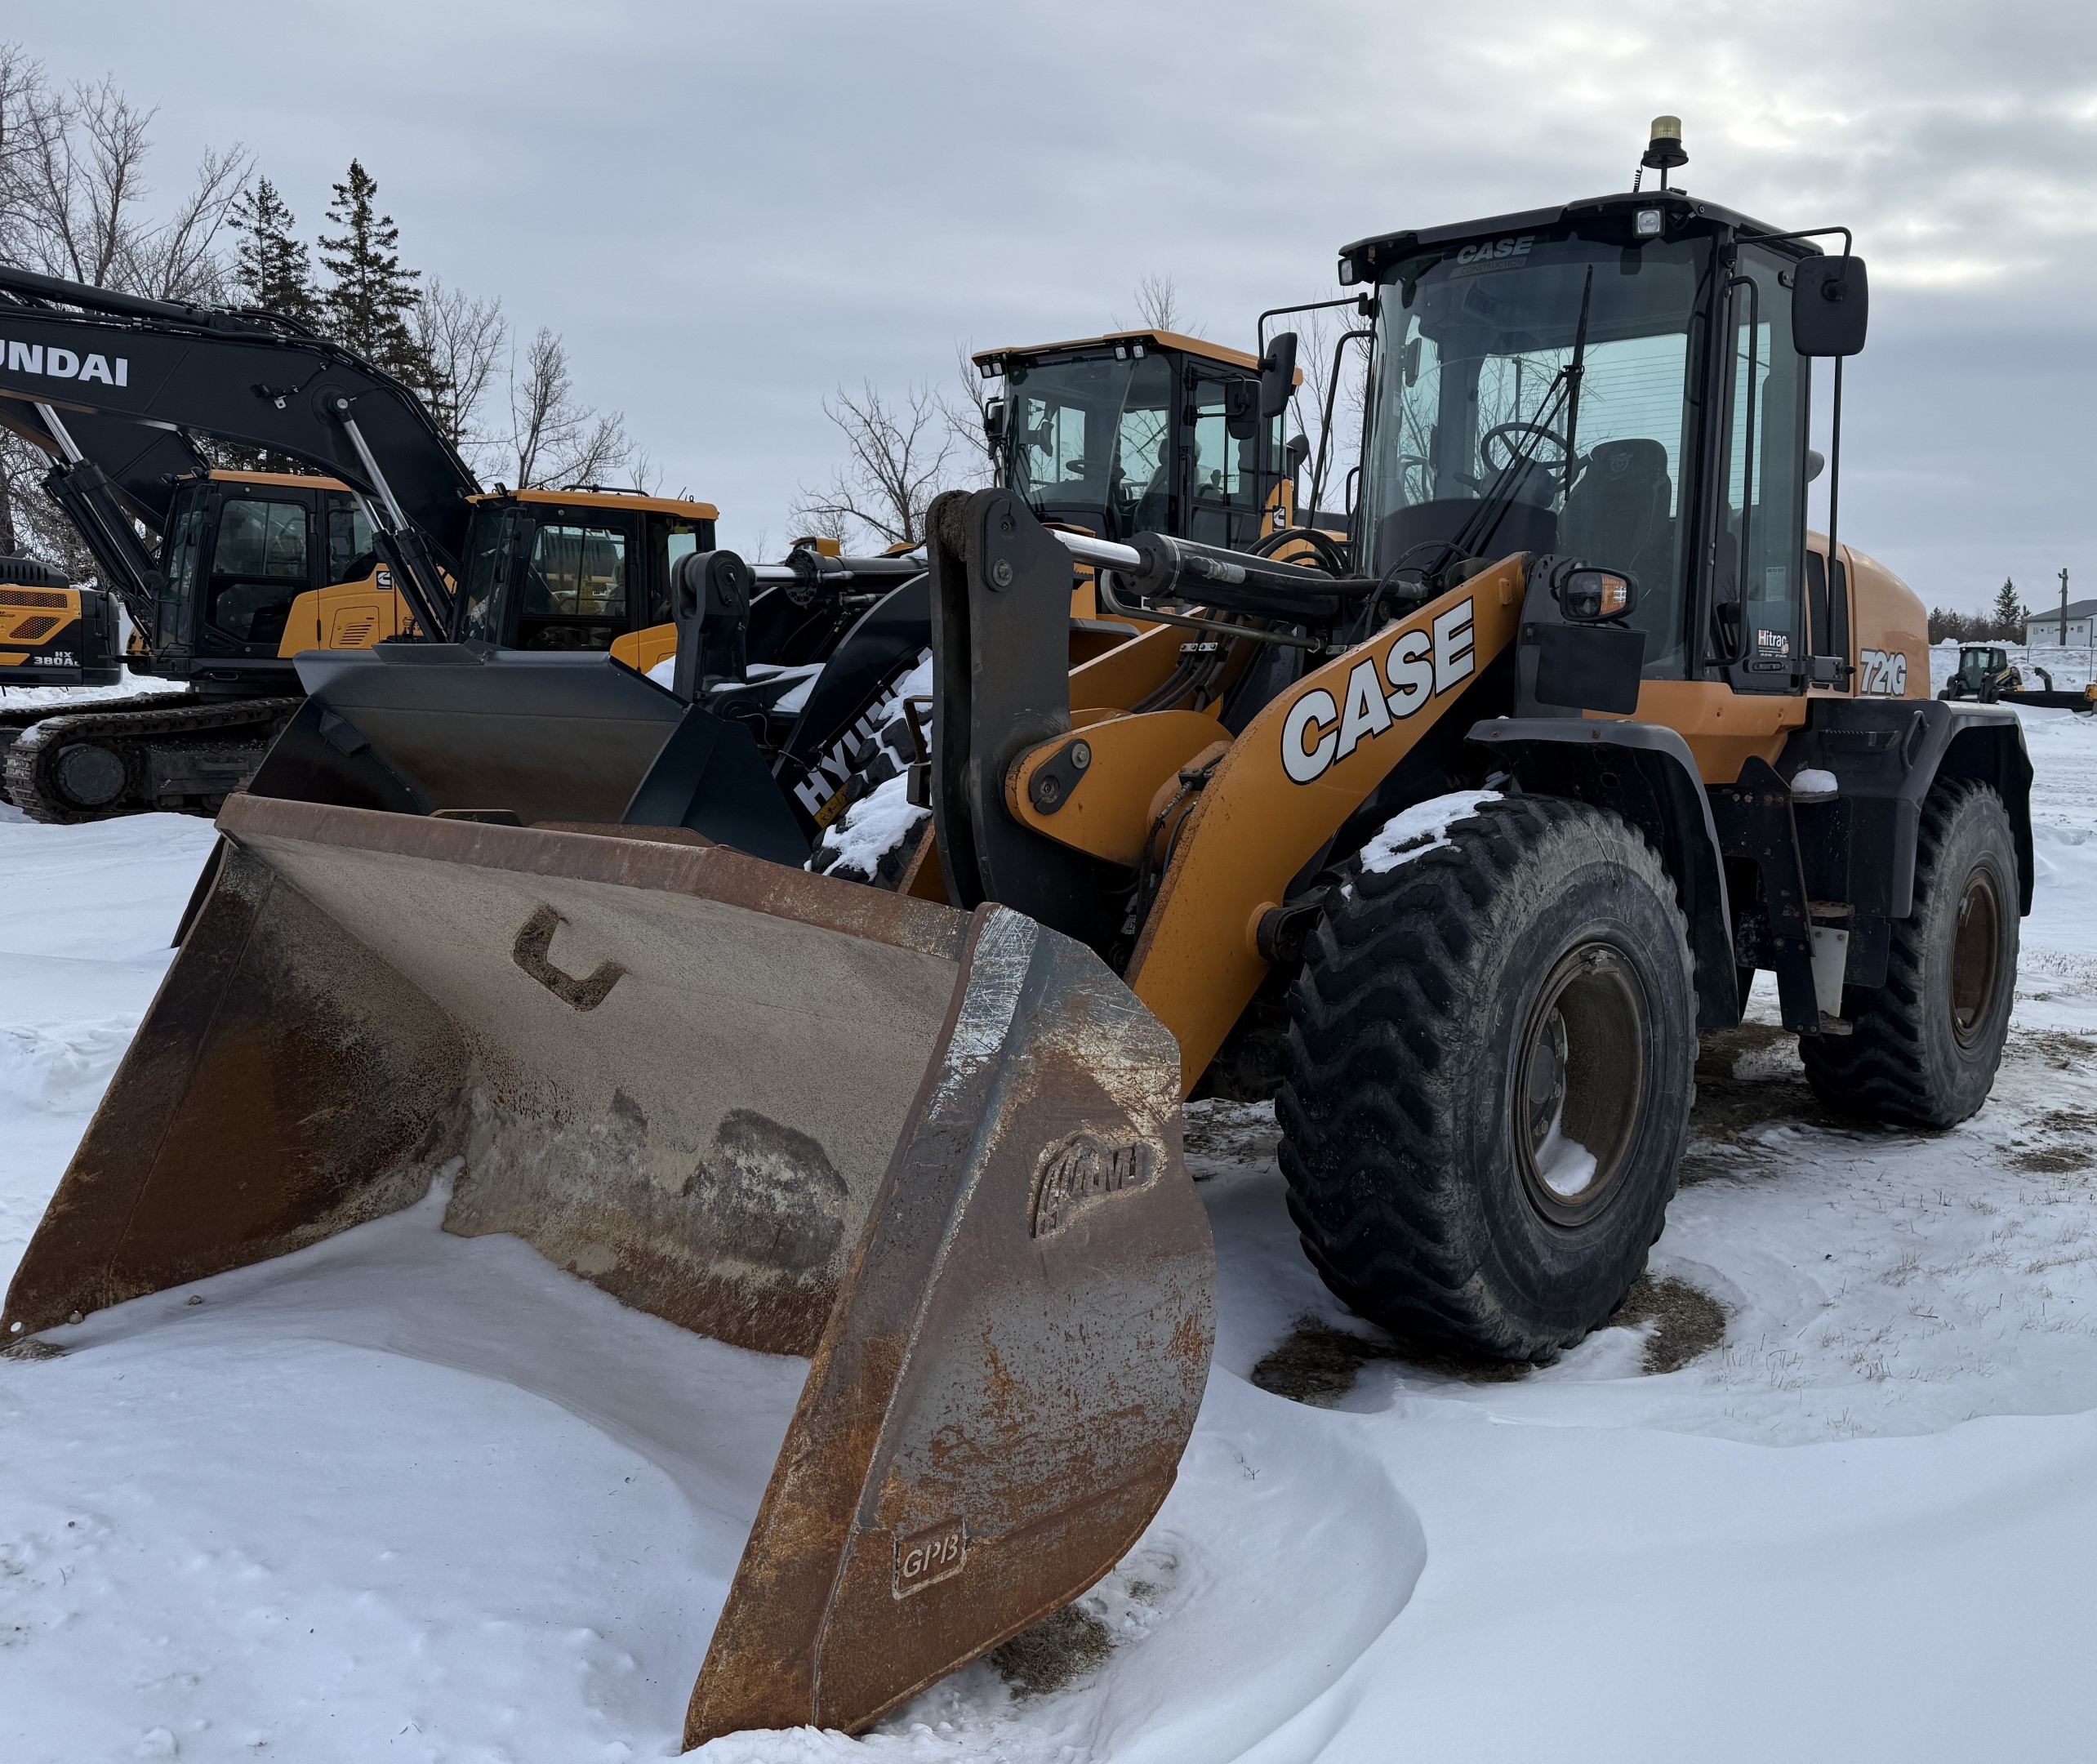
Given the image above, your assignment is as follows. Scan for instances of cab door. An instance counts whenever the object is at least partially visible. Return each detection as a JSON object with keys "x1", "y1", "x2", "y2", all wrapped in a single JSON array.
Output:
[
  {"x1": 194, "y1": 484, "x2": 323, "y2": 656},
  {"x1": 1712, "y1": 243, "x2": 1810, "y2": 696}
]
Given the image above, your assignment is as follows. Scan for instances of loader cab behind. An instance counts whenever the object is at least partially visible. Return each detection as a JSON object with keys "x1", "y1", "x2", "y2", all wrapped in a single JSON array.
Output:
[
  {"x1": 975, "y1": 332, "x2": 1293, "y2": 550},
  {"x1": 453, "y1": 488, "x2": 719, "y2": 652}
]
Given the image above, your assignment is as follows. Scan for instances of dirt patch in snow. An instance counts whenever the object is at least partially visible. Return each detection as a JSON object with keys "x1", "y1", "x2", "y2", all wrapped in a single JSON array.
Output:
[
  {"x1": 1613, "y1": 1273, "x2": 1728, "y2": 1373},
  {"x1": 1682, "y1": 1022, "x2": 1887, "y2": 1182},
  {"x1": 1251, "y1": 1316, "x2": 1530, "y2": 1404},
  {"x1": 1182, "y1": 1098, "x2": 1280, "y2": 1174},
  {"x1": 988, "y1": 1601, "x2": 1114, "y2": 1697},
  {"x1": 2013, "y1": 1146, "x2": 2093, "y2": 1173}
]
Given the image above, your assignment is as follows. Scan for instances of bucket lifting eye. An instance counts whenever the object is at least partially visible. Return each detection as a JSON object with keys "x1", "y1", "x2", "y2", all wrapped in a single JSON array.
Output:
[{"x1": 511, "y1": 903, "x2": 626, "y2": 1011}]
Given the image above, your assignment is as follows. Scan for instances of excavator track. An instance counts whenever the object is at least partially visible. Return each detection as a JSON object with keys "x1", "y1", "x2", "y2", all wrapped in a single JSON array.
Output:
[{"x1": 4, "y1": 694, "x2": 302, "y2": 824}]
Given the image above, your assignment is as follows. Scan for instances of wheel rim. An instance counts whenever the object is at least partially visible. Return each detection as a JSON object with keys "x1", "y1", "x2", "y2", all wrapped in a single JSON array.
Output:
[
  {"x1": 1949, "y1": 865, "x2": 2004, "y2": 1048},
  {"x1": 1513, "y1": 942, "x2": 1649, "y2": 1227}
]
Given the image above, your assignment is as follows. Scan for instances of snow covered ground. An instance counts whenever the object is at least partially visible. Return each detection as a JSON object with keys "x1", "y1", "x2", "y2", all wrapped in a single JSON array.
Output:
[{"x1": 2, "y1": 706, "x2": 2096, "y2": 1762}]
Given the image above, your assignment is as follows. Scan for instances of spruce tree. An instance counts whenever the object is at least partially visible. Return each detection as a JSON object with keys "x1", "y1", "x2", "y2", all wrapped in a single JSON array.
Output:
[
  {"x1": 318, "y1": 160, "x2": 429, "y2": 385},
  {"x1": 229, "y1": 178, "x2": 319, "y2": 327},
  {"x1": 1992, "y1": 576, "x2": 2024, "y2": 641}
]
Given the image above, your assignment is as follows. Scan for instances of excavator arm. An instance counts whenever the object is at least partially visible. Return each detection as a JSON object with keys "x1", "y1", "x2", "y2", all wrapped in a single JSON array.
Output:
[{"x1": 0, "y1": 265, "x2": 478, "y2": 635}]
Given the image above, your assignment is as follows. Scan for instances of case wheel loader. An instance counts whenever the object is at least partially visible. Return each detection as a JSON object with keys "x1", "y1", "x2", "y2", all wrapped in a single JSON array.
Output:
[{"x1": 2, "y1": 153, "x2": 2034, "y2": 1744}]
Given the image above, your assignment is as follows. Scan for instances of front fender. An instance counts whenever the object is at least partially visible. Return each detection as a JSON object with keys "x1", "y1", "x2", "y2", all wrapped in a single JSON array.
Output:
[{"x1": 1467, "y1": 718, "x2": 1738, "y2": 1029}]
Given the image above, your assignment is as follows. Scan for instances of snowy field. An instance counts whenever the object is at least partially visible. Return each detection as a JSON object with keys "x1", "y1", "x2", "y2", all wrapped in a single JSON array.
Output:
[{"x1": 2, "y1": 705, "x2": 2096, "y2": 1762}]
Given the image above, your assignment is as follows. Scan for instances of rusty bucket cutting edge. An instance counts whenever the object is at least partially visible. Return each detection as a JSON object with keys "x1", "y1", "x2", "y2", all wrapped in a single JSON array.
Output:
[{"x1": 0, "y1": 795, "x2": 1216, "y2": 1744}]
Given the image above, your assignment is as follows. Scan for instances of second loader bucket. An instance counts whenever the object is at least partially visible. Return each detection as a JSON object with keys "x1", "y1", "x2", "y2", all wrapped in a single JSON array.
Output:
[{"x1": 2, "y1": 795, "x2": 1214, "y2": 1744}]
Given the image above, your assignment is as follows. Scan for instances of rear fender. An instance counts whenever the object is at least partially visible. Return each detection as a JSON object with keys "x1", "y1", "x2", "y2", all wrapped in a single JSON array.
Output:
[{"x1": 1781, "y1": 698, "x2": 2033, "y2": 916}]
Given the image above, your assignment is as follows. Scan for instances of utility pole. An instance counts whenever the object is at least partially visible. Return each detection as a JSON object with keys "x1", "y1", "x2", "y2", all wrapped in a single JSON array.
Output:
[{"x1": 2061, "y1": 568, "x2": 2071, "y2": 647}]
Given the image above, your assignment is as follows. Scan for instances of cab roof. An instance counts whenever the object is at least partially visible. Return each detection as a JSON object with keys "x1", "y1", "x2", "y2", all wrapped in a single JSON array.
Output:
[
  {"x1": 973, "y1": 329, "x2": 1264, "y2": 376},
  {"x1": 470, "y1": 487, "x2": 721, "y2": 521},
  {"x1": 207, "y1": 467, "x2": 353, "y2": 492},
  {"x1": 202, "y1": 470, "x2": 719, "y2": 523},
  {"x1": 1338, "y1": 189, "x2": 1824, "y2": 283}
]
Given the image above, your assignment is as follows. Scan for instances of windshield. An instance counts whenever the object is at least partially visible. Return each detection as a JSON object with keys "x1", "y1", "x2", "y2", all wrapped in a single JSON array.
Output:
[
  {"x1": 1006, "y1": 352, "x2": 1176, "y2": 541},
  {"x1": 1365, "y1": 229, "x2": 1713, "y2": 675}
]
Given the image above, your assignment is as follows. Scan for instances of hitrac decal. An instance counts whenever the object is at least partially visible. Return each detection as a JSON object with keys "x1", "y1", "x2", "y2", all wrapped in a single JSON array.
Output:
[
  {"x1": 1280, "y1": 598, "x2": 1476, "y2": 786},
  {"x1": 2, "y1": 341, "x2": 129, "y2": 386}
]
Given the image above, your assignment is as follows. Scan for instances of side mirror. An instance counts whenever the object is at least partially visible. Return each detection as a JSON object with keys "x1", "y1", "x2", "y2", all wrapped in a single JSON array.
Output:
[
  {"x1": 1259, "y1": 331, "x2": 1298, "y2": 420},
  {"x1": 1805, "y1": 448, "x2": 1826, "y2": 483},
  {"x1": 1285, "y1": 433, "x2": 1311, "y2": 478},
  {"x1": 1793, "y1": 256, "x2": 1868, "y2": 357},
  {"x1": 1555, "y1": 564, "x2": 1636, "y2": 624},
  {"x1": 1223, "y1": 380, "x2": 1259, "y2": 441},
  {"x1": 982, "y1": 396, "x2": 1005, "y2": 448}
]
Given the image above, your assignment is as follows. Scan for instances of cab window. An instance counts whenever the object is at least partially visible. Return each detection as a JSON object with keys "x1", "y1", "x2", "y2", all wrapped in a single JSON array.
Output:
[
  {"x1": 1189, "y1": 376, "x2": 1277, "y2": 549},
  {"x1": 207, "y1": 497, "x2": 311, "y2": 647},
  {"x1": 658, "y1": 521, "x2": 704, "y2": 626},
  {"x1": 518, "y1": 518, "x2": 632, "y2": 649},
  {"x1": 1717, "y1": 247, "x2": 1810, "y2": 691},
  {"x1": 324, "y1": 496, "x2": 376, "y2": 583}
]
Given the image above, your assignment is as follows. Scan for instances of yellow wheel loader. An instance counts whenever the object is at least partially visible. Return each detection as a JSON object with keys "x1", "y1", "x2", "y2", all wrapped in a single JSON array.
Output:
[{"x1": 2, "y1": 146, "x2": 2034, "y2": 1743}]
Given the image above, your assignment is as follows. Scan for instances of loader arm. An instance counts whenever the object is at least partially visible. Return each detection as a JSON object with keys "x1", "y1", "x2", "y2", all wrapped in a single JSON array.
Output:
[
  {"x1": 926, "y1": 488, "x2": 1527, "y2": 1091},
  {"x1": 0, "y1": 265, "x2": 478, "y2": 626},
  {"x1": 1021, "y1": 568, "x2": 1524, "y2": 1089}
]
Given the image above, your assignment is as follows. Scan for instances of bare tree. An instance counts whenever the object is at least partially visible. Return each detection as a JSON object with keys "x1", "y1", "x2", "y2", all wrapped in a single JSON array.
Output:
[
  {"x1": 16, "y1": 78, "x2": 245, "y2": 300},
  {"x1": 942, "y1": 342, "x2": 1001, "y2": 487},
  {"x1": 0, "y1": 55, "x2": 245, "y2": 558},
  {"x1": 503, "y1": 326, "x2": 634, "y2": 490},
  {"x1": 1129, "y1": 270, "x2": 1206, "y2": 339},
  {"x1": 413, "y1": 278, "x2": 507, "y2": 452},
  {"x1": 791, "y1": 382, "x2": 959, "y2": 549}
]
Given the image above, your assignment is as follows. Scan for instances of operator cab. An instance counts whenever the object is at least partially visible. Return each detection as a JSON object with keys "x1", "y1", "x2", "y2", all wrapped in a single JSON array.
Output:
[
  {"x1": 976, "y1": 332, "x2": 1292, "y2": 550},
  {"x1": 149, "y1": 470, "x2": 385, "y2": 673},
  {"x1": 1345, "y1": 191, "x2": 1842, "y2": 695},
  {"x1": 454, "y1": 488, "x2": 719, "y2": 651}
]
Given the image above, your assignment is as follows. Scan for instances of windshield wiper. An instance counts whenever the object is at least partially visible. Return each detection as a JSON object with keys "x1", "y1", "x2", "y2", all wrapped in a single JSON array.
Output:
[
  {"x1": 1399, "y1": 265, "x2": 1596, "y2": 597},
  {"x1": 1560, "y1": 265, "x2": 1595, "y2": 501}
]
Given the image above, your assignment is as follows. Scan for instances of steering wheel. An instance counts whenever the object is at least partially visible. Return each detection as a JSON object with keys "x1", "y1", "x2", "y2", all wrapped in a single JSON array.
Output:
[{"x1": 1479, "y1": 421, "x2": 1569, "y2": 475}]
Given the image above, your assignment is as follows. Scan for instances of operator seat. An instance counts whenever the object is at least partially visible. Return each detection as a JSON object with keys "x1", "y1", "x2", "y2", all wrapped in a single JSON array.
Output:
[{"x1": 1561, "y1": 438, "x2": 1672, "y2": 591}]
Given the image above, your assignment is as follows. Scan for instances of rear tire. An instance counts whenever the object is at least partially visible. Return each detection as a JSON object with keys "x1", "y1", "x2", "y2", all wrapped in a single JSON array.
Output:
[
  {"x1": 1277, "y1": 796, "x2": 1699, "y2": 1360},
  {"x1": 1801, "y1": 778, "x2": 2018, "y2": 1128}
]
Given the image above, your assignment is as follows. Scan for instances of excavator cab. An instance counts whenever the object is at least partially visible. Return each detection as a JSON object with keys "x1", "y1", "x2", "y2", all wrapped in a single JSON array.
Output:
[
  {"x1": 452, "y1": 488, "x2": 717, "y2": 655},
  {"x1": 145, "y1": 470, "x2": 411, "y2": 668}
]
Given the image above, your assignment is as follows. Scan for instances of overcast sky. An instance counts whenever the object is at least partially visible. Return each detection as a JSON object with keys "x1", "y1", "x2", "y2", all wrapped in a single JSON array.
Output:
[{"x1": 20, "y1": 0, "x2": 2097, "y2": 614}]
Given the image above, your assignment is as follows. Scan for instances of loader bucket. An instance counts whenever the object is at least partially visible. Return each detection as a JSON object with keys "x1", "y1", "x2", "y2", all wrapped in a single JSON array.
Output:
[
  {"x1": 2, "y1": 795, "x2": 1214, "y2": 1744},
  {"x1": 251, "y1": 644, "x2": 688, "y2": 825}
]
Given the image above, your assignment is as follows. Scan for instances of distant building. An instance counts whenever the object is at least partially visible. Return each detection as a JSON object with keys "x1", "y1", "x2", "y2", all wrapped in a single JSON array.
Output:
[{"x1": 2032, "y1": 598, "x2": 2097, "y2": 646}]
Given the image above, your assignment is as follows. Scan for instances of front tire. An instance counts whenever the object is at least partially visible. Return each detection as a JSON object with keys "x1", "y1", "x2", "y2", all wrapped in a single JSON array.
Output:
[
  {"x1": 1277, "y1": 796, "x2": 1699, "y2": 1361},
  {"x1": 1801, "y1": 778, "x2": 2018, "y2": 1127}
]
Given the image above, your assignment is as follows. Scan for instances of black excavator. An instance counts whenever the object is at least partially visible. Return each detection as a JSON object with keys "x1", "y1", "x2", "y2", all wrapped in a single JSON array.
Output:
[{"x1": 0, "y1": 268, "x2": 768, "y2": 822}]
